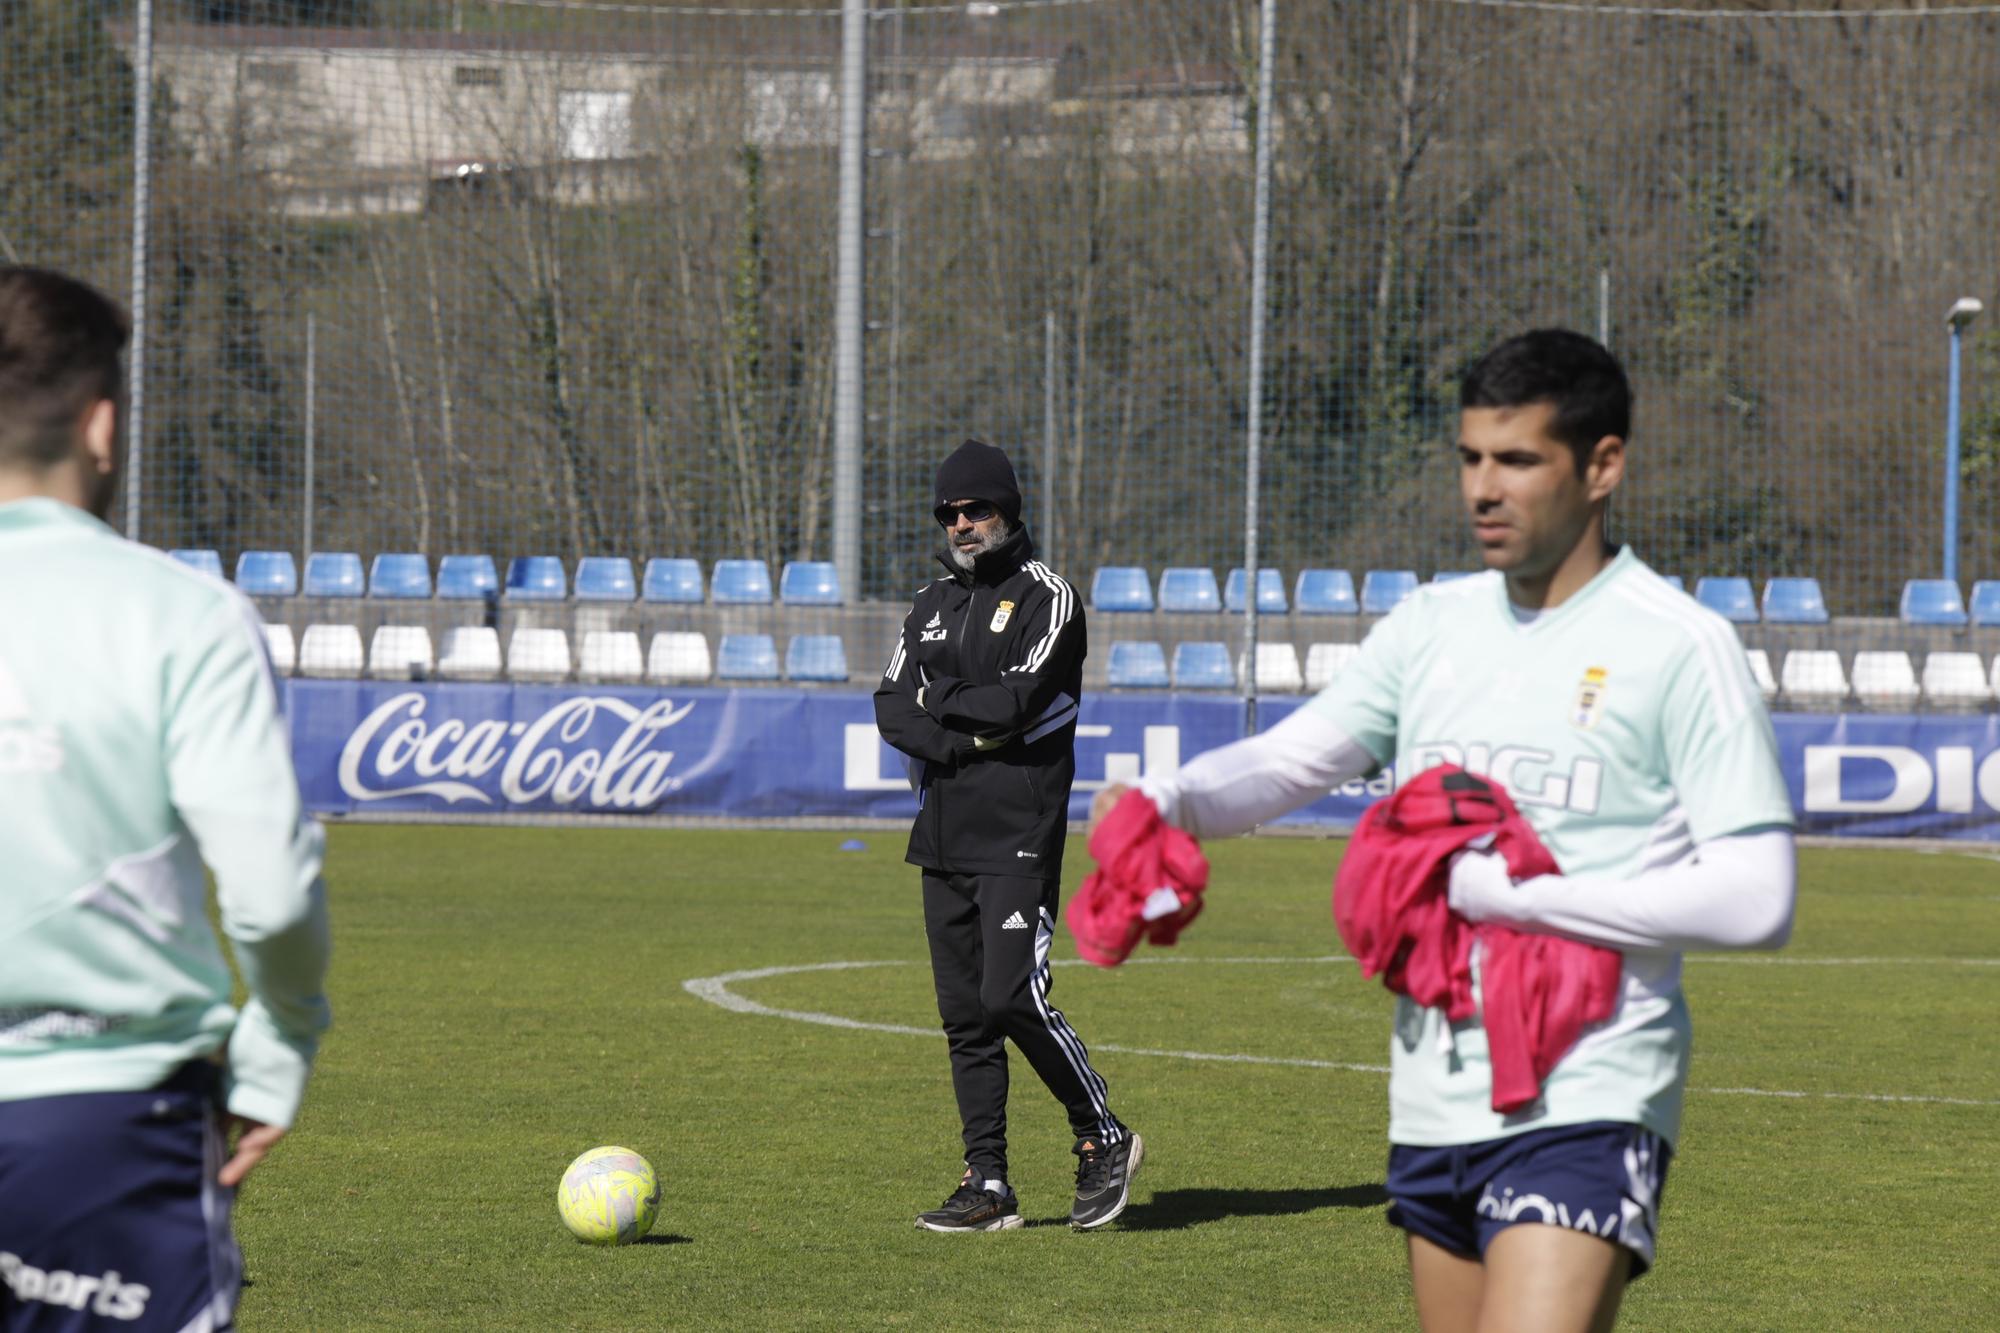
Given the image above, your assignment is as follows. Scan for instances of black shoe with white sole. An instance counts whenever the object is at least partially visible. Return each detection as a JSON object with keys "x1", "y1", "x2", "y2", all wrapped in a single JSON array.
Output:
[
  {"x1": 915, "y1": 1169, "x2": 1024, "y2": 1233},
  {"x1": 1070, "y1": 1133, "x2": 1143, "y2": 1230}
]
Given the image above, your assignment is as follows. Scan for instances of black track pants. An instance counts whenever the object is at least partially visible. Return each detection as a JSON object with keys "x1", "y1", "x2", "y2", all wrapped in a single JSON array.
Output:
[{"x1": 921, "y1": 871, "x2": 1125, "y2": 1181}]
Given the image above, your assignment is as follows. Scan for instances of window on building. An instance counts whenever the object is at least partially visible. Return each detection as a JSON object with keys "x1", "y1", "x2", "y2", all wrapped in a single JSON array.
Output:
[
  {"x1": 558, "y1": 90, "x2": 633, "y2": 160},
  {"x1": 245, "y1": 62, "x2": 299, "y2": 89},
  {"x1": 454, "y1": 66, "x2": 504, "y2": 89}
]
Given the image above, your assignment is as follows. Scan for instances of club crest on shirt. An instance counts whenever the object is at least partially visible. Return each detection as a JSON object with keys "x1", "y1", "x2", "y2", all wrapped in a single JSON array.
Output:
[
  {"x1": 990, "y1": 600, "x2": 1015, "y2": 632},
  {"x1": 1572, "y1": 666, "x2": 1609, "y2": 729}
]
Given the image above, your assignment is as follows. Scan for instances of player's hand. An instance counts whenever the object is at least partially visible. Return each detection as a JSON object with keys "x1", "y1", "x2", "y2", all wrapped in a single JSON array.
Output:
[
  {"x1": 1090, "y1": 783, "x2": 1130, "y2": 827},
  {"x1": 1446, "y1": 848, "x2": 1515, "y2": 923},
  {"x1": 219, "y1": 1117, "x2": 288, "y2": 1188}
]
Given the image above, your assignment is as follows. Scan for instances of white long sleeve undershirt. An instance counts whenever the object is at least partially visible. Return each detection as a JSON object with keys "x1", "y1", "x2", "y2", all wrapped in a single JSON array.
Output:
[{"x1": 1136, "y1": 705, "x2": 1796, "y2": 955}]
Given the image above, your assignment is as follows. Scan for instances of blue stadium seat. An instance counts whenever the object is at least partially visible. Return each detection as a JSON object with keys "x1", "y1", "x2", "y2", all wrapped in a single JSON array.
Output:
[
  {"x1": 1900, "y1": 579, "x2": 1968, "y2": 627},
  {"x1": 1171, "y1": 641, "x2": 1235, "y2": 689},
  {"x1": 1694, "y1": 576, "x2": 1758, "y2": 623},
  {"x1": 504, "y1": 556, "x2": 567, "y2": 602},
  {"x1": 1971, "y1": 581, "x2": 2000, "y2": 628},
  {"x1": 1761, "y1": 577, "x2": 1828, "y2": 625},
  {"x1": 302, "y1": 552, "x2": 364, "y2": 598},
  {"x1": 1658, "y1": 575, "x2": 1685, "y2": 593},
  {"x1": 779, "y1": 560, "x2": 843, "y2": 607},
  {"x1": 1293, "y1": 569, "x2": 1358, "y2": 616},
  {"x1": 1157, "y1": 567, "x2": 1221, "y2": 614},
  {"x1": 1225, "y1": 568, "x2": 1288, "y2": 614},
  {"x1": 574, "y1": 556, "x2": 637, "y2": 602},
  {"x1": 1090, "y1": 566, "x2": 1153, "y2": 612},
  {"x1": 436, "y1": 554, "x2": 498, "y2": 601},
  {"x1": 1430, "y1": 571, "x2": 1478, "y2": 583},
  {"x1": 1106, "y1": 640, "x2": 1170, "y2": 688},
  {"x1": 716, "y1": 633, "x2": 780, "y2": 681},
  {"x1": 641, "y1": 557, "x2": 704, "y2": 604},
  {"x1": 1361, "y1": 570, "x2": 1418, "y2": 615},
  {"x1": 368, "y1": 553, "x2": 431, "y2": 600},
  {"x1": 710, "y1": 559, "x2": 773, "y2": 606},
  {"x1": 785, "y1": 634, "x2": 849, "y2": 682},
  {"x1": 234, "y1": 550, "x2": 297, "y2": 596},
  {"x1": 168, "y1": 548, "x2": 223, "y2": 579}
]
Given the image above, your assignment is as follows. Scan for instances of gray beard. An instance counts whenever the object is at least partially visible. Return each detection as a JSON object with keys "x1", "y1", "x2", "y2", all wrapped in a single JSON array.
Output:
[{"x1": 948, "y1": 521, "x2": 1010, "y2": 571}]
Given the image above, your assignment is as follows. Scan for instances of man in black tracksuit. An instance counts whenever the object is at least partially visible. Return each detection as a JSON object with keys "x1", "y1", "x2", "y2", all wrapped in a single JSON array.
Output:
[{"x1": 874, "y1": 438, "x2": 1141, "y2": 1233}]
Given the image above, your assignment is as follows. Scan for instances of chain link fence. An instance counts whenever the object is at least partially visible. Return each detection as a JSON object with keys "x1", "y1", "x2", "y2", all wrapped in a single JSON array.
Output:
[{"x1": 3, "y1": 0, "x2": 1999, "y2": 822}]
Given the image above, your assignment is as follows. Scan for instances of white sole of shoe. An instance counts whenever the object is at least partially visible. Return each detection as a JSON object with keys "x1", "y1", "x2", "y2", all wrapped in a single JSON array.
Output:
[
  {"x1": 915, "y1": 1213, "x2": 1025, "y2": 1233},
  {"x1": 1072, "y1": 1133, "x2": 1144, "y2": 1231}
]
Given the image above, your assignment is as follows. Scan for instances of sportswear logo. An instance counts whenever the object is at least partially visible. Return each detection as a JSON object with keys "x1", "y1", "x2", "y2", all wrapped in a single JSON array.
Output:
[
  {"x1": 990, "y1": 600, "x2": 1015, "y2": 632},
  {"x1": 1014, "y1": 850, "x2": 1039, "y2": 858},
  {"x1": 0, "y1": 1254, "x2": 150, "y2": 1321},
  {"x1": 1001, "y1": 910, "x2": 1029, "y2": 929},
  {"x1": 920, "y1": 611, "x2": 947, "y2": 644},
  {"x1": 0, "y1": 660, "x2": 62, "y2": 775}
]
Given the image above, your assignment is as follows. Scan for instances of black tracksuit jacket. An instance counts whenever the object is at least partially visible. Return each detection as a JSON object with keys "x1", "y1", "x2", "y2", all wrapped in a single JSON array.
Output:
[{"x1": 873, "y1": 526, "x2": 1086, "y2": 881}]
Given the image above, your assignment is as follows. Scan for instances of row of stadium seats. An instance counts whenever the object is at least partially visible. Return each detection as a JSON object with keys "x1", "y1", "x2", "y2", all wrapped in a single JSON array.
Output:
[
  {"x1": 1090, "y1": 565, "x2": 2000, "y2": 626},
  {"x1": 1742, "y1": 648, "x2": 2000, "y2": 708},
  {"x1": 267, "y1": 625, "x2": 850, "y2": 684},
  {"x1": 170, "y1": 550, "x2": 843, "y2": 607},
  {"x1": 175, "y1": 547, "x2": 2000, "y2": 627},
  {"x1": 1100, "y1": 638, "x2": 2000, "y2": 706}
]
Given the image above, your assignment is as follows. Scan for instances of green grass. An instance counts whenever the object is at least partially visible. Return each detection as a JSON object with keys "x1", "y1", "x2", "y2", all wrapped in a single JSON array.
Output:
[{"x1": 236, "y1": 829, "x2": 2000, "y2": 1329}]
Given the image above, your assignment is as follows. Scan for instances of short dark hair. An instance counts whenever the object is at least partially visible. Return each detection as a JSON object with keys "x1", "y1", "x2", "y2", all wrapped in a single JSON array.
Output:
[
  {"x1": 0, "y1": 266, "x2": 130, "y2": 470},
  {"x1": 1460, "y1": 329, "x2": 1630, "y2": 471}
]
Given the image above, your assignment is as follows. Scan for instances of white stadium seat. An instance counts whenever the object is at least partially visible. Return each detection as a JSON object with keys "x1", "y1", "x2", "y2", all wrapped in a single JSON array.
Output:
[
  {"x1": 646, "y1": 632, "x2": 712, "y2": 685},
  {"x1": 507, "y1": 628, "x2": 572, "y2": 682},
  {"x1": 1921, "y1": 652, "x2": 1993, "y2": 708},
  {"x1": 297, "y1": 623, "x2": 364, "y2": 678},
  {"x1": 1239, "y1": 642, "x2": 1305, "y2": 693},
  {"x1": 1304, "y1": 642, "x2": 1360, "y2": 691},
  {"x1": 1780, "y1": 650, "x2": 1848, "y2": 708},
  {"x1": 260, "y1": 623, "x2": 295, "y2": 676},
  {"x1": 369, "y1": 625, "x2": 435, "y2": 680},
  {"x1": 579, "y1": 630, "x2": 644, "y2": 683},
  {"x1": 1744, "y1": 648, "x2": 1778, "y2": 704},
  {"x1": 437, "y1": 626, "x2": 502, "y2": 681},
  {"x1": 1850, "y1": 651, "x2": 1919, "y2": 710}
]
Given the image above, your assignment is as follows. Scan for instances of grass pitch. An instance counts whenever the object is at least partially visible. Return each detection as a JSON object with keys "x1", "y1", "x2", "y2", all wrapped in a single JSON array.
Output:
[{"x1": 235, "y1": 827, "x2": 2000, "y2": 1329}]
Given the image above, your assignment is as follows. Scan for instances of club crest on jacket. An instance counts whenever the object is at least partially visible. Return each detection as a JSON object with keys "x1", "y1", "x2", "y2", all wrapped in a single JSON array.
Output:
[{"x1": 990, "y1": 600, "x2": 1014, "y2": 632}]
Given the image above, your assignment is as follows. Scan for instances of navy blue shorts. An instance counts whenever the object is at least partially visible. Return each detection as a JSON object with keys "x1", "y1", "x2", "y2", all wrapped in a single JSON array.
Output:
[
  {"x1": 1385, "y1": 1121, "x2": 1672, "y2": 1277},
  {"x1": 0, "y1": 1063, "x2": 240, "y2": 1331}
]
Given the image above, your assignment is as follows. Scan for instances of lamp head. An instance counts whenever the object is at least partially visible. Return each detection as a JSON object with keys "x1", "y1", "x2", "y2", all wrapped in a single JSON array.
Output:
[{"x1": 1948, "y1": 297, "x2": 1983, "y2": 331}]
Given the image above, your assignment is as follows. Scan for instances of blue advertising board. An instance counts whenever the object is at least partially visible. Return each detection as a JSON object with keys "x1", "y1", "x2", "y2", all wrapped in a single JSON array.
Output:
[{"x1": 289, "y1": 681, "x2": 2000, "y2": 841}]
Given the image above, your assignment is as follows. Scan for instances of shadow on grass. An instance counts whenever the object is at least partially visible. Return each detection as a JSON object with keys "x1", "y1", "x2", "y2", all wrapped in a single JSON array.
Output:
[
  {"x1": 1113, "y1": 1184, "x2": 1389, "y2": 1232},
  {"x1": 636, "y1": 1233, "x2": 693, "y2": 1246}
]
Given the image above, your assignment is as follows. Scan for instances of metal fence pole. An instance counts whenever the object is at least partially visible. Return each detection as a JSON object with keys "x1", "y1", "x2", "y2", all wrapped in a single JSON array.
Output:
[
  {"x1": 1241, "y1": 0, "x2": 1278, "y2": 736},
  {"x1": 1597, "y1": 268, "x2": 1610, "y2": 348},
  {"x1": 1043, "y1": 309, "x2": 1058, "y2": 562},
  {"x1": 304, "y1": 312, "x2": 316, "y2": 561},
  {"x1": 831, "y1": 0, "x2": 868, "y2": 599},
  {"x1": 1943, "y1": 299, "x2": 1981, "y2": 582},
  {"x1": 124, "y1": 0, "x2": 154, "y2": 542}
]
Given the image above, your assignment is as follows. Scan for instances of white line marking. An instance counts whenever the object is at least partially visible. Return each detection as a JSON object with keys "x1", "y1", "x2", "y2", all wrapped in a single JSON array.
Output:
[{"x1": 681, "y1": 958, "x2": 2000, "y2": 1108}]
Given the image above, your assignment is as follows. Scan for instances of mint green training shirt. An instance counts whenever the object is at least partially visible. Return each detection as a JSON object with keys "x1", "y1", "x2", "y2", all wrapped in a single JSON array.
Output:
[
  {"x1": 0, "y1": 499, "x2": 330, "y2": 1127},
  {"x1": 1311, "y1": 548, "x2": 1793, "y2": 1147}
]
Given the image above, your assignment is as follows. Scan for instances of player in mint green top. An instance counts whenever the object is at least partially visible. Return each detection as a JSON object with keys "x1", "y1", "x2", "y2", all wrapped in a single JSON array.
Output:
[
  {"x1": 1104, "y1": 331, "x2": 1796, "y2": 1331},
  {"x1": 0, "y1": 266, "x2": 331, "y2": 1330}
]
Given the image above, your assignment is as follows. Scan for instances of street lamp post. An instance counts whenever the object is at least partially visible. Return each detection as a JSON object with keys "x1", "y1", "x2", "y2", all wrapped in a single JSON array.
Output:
[{"x1": 1945, "y1": 297, "x2": 1982, "y2": 584}]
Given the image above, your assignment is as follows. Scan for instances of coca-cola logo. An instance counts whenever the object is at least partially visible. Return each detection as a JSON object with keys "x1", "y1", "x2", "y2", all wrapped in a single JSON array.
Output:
[{"x1": 337, "y1": 692, "x2": 697, "y2": 808}]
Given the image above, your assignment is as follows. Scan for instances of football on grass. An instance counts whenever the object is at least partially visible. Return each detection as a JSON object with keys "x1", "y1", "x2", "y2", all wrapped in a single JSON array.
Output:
[{"x1": 557, "y1": 1146, "x2": 661, "y2": 1245}]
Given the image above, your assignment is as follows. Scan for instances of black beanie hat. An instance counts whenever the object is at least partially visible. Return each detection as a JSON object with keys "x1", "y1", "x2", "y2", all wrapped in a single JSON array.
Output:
[{"x1": 933, "y1": 438, "x2": 1022, "y2": 523}]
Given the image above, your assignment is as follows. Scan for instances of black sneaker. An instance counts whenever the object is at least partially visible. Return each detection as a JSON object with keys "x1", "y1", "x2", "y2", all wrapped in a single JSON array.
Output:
[
  {"x1": 1070, "y1": 1132, "x2": 1143, "y2": 1230},
  {"x1": 915, "y1": 1168, "x2": 1024, "y2": 1233}
]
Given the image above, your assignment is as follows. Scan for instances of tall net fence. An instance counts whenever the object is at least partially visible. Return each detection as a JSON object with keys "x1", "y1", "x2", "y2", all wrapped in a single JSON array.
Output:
[
  {"x1": 4, "y1": 0, "x2": 1994, "y2": 605},
  {"x1": 2, "y1": 1, "x2": 1998, "y2": 828}
]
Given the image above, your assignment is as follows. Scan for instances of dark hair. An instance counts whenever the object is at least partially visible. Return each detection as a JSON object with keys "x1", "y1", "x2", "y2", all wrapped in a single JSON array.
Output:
[
  {"x1": 1460, "y1": 329, "x2": 1630, "y2": 471},
  {"x1": 0, "y1": 266, "x2": 130, "y2": 469}
]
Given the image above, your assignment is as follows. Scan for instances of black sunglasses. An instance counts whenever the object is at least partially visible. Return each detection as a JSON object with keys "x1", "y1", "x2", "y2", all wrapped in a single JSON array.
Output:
[{"x1": 934, "y1": 500, "x2": 998, "y2": 526}]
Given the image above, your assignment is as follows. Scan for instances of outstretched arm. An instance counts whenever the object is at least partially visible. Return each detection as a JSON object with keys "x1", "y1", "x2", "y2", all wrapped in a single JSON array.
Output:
[{"x1": 1127, "y1": 705, "x2": 1380, "y2": 840}]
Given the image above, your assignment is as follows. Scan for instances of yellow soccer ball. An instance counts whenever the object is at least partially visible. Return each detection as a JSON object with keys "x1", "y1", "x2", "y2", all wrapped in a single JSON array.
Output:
[{"x1": 556, "y1": 1146, "x2": 661, "y2": 1245}]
